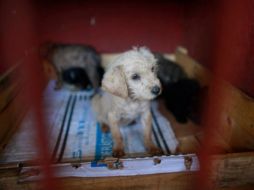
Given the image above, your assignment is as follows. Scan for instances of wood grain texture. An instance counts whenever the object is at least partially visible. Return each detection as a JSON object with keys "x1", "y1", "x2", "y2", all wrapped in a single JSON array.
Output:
[{"x1": 174, "y1": 47, "x2": 254, "y2": 152}]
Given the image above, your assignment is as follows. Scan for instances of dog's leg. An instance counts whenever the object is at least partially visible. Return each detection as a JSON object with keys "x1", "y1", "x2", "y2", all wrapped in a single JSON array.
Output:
[
  {"x1": 108, "y1": 112, "x2": 125, "y2": 157},
  {"x1": 101, "y1": 123, "x2": 110, "y2": 133},
  {"x1": 141, "y1": 110, "x2": 163, "y2": 155}
]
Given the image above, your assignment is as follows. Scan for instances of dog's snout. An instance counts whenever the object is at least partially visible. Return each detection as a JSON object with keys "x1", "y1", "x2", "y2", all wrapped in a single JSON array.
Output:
[{"x1": 151, "y1": 85, "x2": 161, "y2": 95}]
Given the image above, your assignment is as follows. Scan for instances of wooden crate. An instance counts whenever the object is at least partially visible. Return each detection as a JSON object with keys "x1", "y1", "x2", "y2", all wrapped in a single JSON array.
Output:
[{"x1": 0, "y1": 48, "x2": 254, "y2": 190}]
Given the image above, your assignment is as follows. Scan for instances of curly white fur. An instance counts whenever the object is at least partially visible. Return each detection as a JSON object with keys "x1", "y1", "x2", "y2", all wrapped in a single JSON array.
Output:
[{"x1": 92, "y1": 47, "x2": 162, "y2": 157}]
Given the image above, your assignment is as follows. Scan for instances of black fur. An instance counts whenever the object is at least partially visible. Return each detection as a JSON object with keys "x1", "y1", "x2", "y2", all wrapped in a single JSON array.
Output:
[
  {"x1": 154, "y1": 53, "x2": 186, "y2": 85},
  {"x1": 163, "y1": 79, "x2": 201, "y2": 123},
  {"x1": 155, "y1": 53, "x2": 202, "y2": 123},
  {"x1": 62, "y1": 67, "x2": 92, "y2": 89}
]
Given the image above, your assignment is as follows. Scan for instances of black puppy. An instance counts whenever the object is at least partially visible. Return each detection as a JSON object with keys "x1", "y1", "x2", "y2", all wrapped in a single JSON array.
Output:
[
  {"x1": 163, "y1": 79, "x2": 201, "y2": 123},
  {"x1": 155, "y1": 53, "x2": 201, "y2": 123},
  {"x1": 154, "y1": 53, "x2": 186, "y2": 84}
]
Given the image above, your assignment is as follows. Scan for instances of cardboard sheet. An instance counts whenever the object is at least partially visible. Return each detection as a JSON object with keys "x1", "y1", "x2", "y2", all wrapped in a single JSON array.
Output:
[{"x1": 0, "y1": 81, "x2": 178, "y2": 164}]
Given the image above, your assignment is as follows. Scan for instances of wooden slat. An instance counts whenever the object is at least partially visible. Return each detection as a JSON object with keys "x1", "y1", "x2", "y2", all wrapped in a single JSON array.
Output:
[
  {"x1": 0, "y1": 65, "x2": 26, "y2": 153},
  {"x1": 174, "y1": 47, "x2": 254, "y2": 152},
  {"x1": 212, "y1": 152, "x2": 254, "y2": 187}
]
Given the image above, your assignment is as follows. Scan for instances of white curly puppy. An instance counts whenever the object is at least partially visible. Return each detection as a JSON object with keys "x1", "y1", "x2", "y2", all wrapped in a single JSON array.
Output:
[{"x1": 92, "y1": 47, "x2": 162, "y2": 157}]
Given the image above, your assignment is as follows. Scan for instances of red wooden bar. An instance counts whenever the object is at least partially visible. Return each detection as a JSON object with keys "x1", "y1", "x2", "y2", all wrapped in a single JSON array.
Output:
[
  {"x1": 1, "y1": 0, "x2": 254, "y2": 189},
  {"x1": 0, "y1": 0, "x2": 57, "y2": 189},
  {"x1": 196, "y1": 0, "x2": 254, "y2": 189}
]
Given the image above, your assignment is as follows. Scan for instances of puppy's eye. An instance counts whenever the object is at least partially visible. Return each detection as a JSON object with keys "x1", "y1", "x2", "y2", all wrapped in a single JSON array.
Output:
[
  {"x1": 131, "y1": 73, "x2": 140, "y2": 80},
  {"x1": 151, "y1": 66, "x2": 155, "y2": 72}
]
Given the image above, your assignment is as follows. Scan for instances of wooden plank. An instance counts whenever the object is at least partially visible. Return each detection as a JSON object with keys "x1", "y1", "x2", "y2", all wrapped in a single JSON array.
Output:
[
  {"x1": 212, "y1": 152, "x2": 254, "y2": 187},
  {"x1": 174, "y1": 47, "x2": 254, "y2": 152},
  {"x1": 1, "y1": 163, "x2": 254, "y2": 190},
  {"x1": 0, "y1": 65, "x2": 26, "y2": 153},
  {"x1": 56, "y1": 173, "x2": 197, "y2": 190},
  {"x1": 174, "y1": 47, "x2": 210, "y2": 87}
]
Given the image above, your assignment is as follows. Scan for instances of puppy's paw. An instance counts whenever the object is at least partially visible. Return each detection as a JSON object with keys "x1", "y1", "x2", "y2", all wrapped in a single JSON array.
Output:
[
  {"x1": 148, "y1": 146, "x2": 163, "y2": 156},
  {"x1": 101, "y1": 124, "x2": 110, "y2": 133},
  {"x1": 112, "y1": 148, "x2": 125, "y2": 158}
]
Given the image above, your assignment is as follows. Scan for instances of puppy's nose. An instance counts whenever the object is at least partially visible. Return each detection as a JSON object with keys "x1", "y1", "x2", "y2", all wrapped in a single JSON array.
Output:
[{"x1": 151, "y1": 85, "x2": 161, "y2": 95}]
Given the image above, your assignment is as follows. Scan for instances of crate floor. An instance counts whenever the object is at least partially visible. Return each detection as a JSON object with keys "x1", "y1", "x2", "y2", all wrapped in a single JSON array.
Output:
[{"x1": 0, "y1": 81, "x2": 178, "y2": 164}]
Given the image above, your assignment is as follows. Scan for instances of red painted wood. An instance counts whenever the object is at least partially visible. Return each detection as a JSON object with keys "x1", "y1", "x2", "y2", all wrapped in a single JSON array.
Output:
[
  {"x1": 1, "y1": 2, "x2": 254, "y2": 189},
  {"x1": 183, "y1": 0, "x2": 254, "y2": 96},
  {"x1": 36, "y1": 1, "x2": 184, "y2": 53},
  {"x1": 1, "y1": 1, "x2": 58, "y2": 189},
  {"x1": 194, "y1": 1, "x2": 254, "y2": 189}
]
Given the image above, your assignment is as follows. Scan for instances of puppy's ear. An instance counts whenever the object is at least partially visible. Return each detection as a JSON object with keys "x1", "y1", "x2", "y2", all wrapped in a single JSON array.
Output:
[{"x1": 102, "y1": 65, "x2": 128, "y2": 99}]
